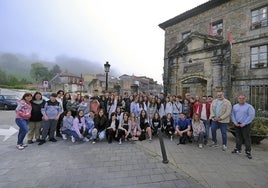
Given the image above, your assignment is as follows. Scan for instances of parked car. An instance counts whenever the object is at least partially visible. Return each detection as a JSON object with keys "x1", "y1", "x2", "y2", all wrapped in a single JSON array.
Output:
[
  {"x1": 0, "y1": 94, "x2": 20, "y2": 110},
  {"x1": 42, "y1": 96, "x2": 49, "y2": 101},
  {"x1": 42, "y1": 93, "x2": 51, "y2": 99}
]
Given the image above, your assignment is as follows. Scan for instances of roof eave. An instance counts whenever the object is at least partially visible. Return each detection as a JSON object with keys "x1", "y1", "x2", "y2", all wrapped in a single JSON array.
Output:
[{"x1": 159, "y1": 0, "x2": 230, "y2": 30}]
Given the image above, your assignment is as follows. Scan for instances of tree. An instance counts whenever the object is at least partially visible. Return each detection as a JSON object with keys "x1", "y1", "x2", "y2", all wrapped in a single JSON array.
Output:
[
  {"x1": 50, "y1": 64, "x2": 61, "y2": 76},
  {"x1": 0, "y1": 70, "x2": 7, "y2": 84},
  {"x1": 7, "y1": 75, "x2": 19, "y2": 85},
  {"x1": 30, "y1": 63, "x2": 51, "y2": 83}
]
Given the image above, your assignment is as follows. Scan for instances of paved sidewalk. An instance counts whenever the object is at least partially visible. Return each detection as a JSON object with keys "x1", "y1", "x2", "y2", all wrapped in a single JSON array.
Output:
[
  {"x1": 137, "y1": 132, "x2": 268, "y2": 188},
  {"x1": 0, "y1": 111, "x2": 203, "y2": 188},
  {"x1": 1, "y1": 111, "x2": 267, "y2": 188}
]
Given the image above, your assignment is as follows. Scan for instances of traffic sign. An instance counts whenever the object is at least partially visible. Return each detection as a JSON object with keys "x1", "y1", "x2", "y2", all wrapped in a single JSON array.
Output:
[{"x1": 43, "y1": 81, "x2": 49, "y2": 88}]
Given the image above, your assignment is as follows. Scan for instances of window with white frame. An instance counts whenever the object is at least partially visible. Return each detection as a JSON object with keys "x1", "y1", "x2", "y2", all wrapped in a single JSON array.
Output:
[
  {"x1": 251, "y1": 45, "x2": 268, "y2": 68},
  {"x1": 212, "y1": 20, "x2": 223, "y2": 36},
  {"x1": 251, "y1": 6, "x2": 268, "y2": 29}
]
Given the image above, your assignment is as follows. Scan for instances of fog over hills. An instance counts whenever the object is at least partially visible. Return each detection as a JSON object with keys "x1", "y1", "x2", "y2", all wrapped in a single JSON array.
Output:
[{"x1": 0, "y1": 52, "x2": 120, "y2": 81}]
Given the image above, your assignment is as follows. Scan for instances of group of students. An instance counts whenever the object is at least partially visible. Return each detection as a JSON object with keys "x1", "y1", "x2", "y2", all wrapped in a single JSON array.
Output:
[{"x1": 14, "y1": 89, "x2": 256, "y2": 159}]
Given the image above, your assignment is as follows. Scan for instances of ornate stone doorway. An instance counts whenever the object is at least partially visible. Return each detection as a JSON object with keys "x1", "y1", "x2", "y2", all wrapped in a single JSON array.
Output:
[{"x1": 181, "y1": 77, "x2": 207, "y2": 97}]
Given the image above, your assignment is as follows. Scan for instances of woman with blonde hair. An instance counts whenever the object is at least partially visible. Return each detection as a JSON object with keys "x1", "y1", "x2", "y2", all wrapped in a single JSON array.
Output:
[
  {"x1": 191, "y1": 113, "x2": 205, "y2": 148},
  {"x1": 129, "y1": 112, "x2": 140, "y2": 141}
]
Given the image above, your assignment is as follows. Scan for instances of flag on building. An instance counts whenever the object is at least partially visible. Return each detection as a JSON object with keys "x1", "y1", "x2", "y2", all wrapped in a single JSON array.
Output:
[
  {"x1": 209, "y1": 22, "x2": 213, "y2": 36},
  {"x1": 227, "y1": 30, "x2": 232, "y2": 49}
]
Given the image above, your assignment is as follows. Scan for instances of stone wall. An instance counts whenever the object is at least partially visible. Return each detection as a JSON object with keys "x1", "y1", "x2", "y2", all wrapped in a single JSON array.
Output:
[{"x1": 161, "y1": 0, "x2": 268, "y2": 103}]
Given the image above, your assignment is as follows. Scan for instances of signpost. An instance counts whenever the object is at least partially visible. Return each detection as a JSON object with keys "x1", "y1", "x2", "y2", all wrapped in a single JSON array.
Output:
[{"x1": 43, "y1": 81, "x2": 48, "y2": 92}]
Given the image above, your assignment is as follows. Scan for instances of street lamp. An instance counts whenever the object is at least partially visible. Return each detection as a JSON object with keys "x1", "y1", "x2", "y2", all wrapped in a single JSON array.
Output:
[{"x1": 104, "y1": 61, "x2": 111, "y2": 91}]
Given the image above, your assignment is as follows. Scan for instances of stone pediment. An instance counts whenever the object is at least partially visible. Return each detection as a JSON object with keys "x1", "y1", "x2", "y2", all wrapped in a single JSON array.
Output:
[{"x1": 168, "y1": 31, "x2": 223, "y2": 57}]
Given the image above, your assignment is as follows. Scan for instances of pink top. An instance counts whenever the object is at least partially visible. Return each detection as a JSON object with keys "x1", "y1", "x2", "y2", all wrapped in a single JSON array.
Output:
[{"x1": 15, "y1": 100, "x2": 32, "y2": 120}]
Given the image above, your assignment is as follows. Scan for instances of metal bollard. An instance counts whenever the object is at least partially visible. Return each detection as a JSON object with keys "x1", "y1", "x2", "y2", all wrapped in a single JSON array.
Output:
[{"x1": 158, "y1": 129, "x2": 169, "y2": 164}]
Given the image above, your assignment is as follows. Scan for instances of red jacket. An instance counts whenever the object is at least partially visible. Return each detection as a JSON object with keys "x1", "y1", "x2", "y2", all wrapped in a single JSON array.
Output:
[{"x1": 193, "y1": 101, "x2": 211, "y2": 120}]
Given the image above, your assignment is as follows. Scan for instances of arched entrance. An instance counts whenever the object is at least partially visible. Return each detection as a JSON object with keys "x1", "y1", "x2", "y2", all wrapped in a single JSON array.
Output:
[{"x1": 180, "y1": 76, "x2": 207, "y2": 97}]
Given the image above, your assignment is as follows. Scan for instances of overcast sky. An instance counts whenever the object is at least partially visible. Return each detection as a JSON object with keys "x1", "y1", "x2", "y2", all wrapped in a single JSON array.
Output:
[{"x1": 0, "y1": 0, "x2": 207, "y2": 84}]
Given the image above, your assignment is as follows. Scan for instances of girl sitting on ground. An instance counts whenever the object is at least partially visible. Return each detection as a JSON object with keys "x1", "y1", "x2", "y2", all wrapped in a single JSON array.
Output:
[
  {"x1": 191, "y1": 113, "x2": 205, "y2": 148},
  {"x1": 72, "y1": 110, "x2": 89, "y2": 142},
  {"x1": 151, "y1": 112, "x2": 161, "y2": 136},
  {"x1": 139, "y1": 109, "x2": 152, "y2": 141},
  {"x1": 61, "y1": 110, "x2": 76, "y2": 142},
  {"x1": 129, "y1": 112, "x2": 140, "y2": 141},
  {"x1": 117, "y1": 112, "x2": 132, "y2": 144},
  {"x1": 106, "y1": 112, "x2": 119, "y2": 144},
  {"x1": 162, "y1": 113, "x2": 175, "y2": 141}
]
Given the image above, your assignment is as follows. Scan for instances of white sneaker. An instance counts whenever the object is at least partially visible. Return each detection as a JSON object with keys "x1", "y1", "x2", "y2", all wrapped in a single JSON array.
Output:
[
  {"x1": 16, "y1": 145, "x2": 24, "y2": 150},
  {"x1": 71, "y1": 136, "x2": 75, "y2": 143},
  {"x1": 21, "y1": 144, "x2": 28, "y2": 147},
  {"x1": 119, "y1": 138, "x2": 122, "y2": 145},
  {"x1": 222, "y1": 145, "x2": 227, "y2": 151},
  {"x1": 199, "y1": 144, "x2": 203, "y2": 148},
  {"x1": 83, "y1": 137, "x2": 89, "y2": 142},
  {"x1": 170, "y1": 136, "x2": 173, "y2": 141},
  {"x1": 62, "y1": 134, "x2": 67, "y2": 140}
]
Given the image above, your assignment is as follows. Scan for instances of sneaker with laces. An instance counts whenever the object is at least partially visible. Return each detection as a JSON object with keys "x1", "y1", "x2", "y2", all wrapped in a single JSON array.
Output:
[
  {"x1": 38, "y1": 140, "x2": 46, "y2": 145},
  {"x1": 62, "y1": 134, "x2": 67, "y2": 140},
  {"x1": 71, "y1": 136, "x2": 76, "y2": 143},
  {"x1": 49, "y1": 138, "x2": 57, "y2": 142},
  {"x1": 246, "y1": 152, "x2": 252, "y2": 159},
  {"x1": 83, "y1": 137, "x2": 89, "y2": 142},
  {"x1": 222, "y1": 145, "x2": 227, "y2": 151},
  {"x1": 231, "y1": 148, "x2": 241, "y2": 154},
  {"x1": 92, "y1": 139, "x2": 96, "y2": 144},
  {"x1": 16, "y1": 145, "x2": 24, "y2": 150},
  {"x1": 209, "y1": 142, "x2": 218, "y2": 147},
  {"x1": 199, "y1": 144, "x2": 203, "y2": 148},
  {"x1": 27, "y1": 140, "x2": 34, "y2": 144}
]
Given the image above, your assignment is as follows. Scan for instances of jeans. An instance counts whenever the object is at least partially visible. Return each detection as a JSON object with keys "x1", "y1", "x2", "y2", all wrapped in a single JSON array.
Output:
[
  {"x1": 62, "y1": 129, "x2": 79, "y2": 139},
  {"x1": 87, "y1": 127, "x2": 94, "y2": 136},
  {"x1": 91, "y1": 129, "x2": 106, "y2": 140},
  {"x1": 172, "y1": 113, "x2": 179, "y2": 126},
  {"x1": 201, "y1": 119, "x2": 211, "y2": 141},
  {"x1": 15, "y1": 118, "x2": 29, "y2": 145},
  {"x1": 193, "y1": 132, "x2": 204, "y2": 144},
  {"x1": 211, "y1": 121, "x2": 227, "y2": 145},
  {"x1": 235, "y1": 124, "x2": 251, "y2": 153}
]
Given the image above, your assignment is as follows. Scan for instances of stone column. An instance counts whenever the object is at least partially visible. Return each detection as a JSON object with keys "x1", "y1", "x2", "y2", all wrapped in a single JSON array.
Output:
[{"x1": 211, "y1": 56, "x2": 223, "y2": 90}]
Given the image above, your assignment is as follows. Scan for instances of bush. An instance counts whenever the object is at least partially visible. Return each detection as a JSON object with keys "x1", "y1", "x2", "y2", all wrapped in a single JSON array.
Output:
[{"x1": 251, "y1": 118, "x2": 268, "y2": 136}]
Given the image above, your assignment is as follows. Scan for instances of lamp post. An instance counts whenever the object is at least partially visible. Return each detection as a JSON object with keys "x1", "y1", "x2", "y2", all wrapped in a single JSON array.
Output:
[{"x1": 104, "y1": 61, "x2": 111, "y2": 91}]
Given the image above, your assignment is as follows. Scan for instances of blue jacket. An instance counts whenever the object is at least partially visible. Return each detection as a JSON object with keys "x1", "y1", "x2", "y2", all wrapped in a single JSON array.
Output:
[{"x1": 41, "y1": 100, "x2": 62, "y2": 119}]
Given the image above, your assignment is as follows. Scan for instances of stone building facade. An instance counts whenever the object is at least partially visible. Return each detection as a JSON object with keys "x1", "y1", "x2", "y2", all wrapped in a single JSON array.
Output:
[{"x1": 159, "y1": 0, "x2": 268, "y2": 110}]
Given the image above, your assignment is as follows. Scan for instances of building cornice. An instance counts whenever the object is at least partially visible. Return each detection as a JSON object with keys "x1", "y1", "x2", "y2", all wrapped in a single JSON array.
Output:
[{"x1": 159, "y1": 0, "x2": 231, "y2": 30}]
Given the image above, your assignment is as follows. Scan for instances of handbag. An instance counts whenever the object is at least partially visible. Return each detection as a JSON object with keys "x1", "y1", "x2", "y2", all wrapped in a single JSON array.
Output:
[{"x1": 139, "y1": 131, "x2": 146, "y2": 141}]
